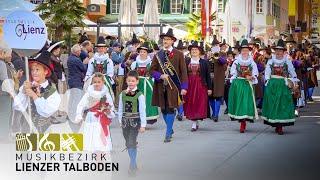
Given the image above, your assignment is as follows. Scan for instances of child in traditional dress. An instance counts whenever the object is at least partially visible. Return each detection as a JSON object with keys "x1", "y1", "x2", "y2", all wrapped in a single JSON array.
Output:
[
  {"x1": 118, "y1": 70, "x2": 146, "y2": 175},
  {"x1": 75, "y1": 72, "x2": 115, "y2": 152},
  {"x1": 12, "y1": 51, "x2": 61, "y2": 133},
  {"x1": 184, "y1": 41, "x2": 212, "y2": 131},
  {"x1": 228, "y1": 39, "x2": 259, "y2": 133},
  {"x1": 130, "y1": 42, "x2": 159, "y2": 124}
]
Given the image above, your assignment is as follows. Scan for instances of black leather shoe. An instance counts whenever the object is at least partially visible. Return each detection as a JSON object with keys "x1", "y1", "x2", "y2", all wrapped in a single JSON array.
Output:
[
  {"x1": 164, "y1": 137, "x2": 171, "y2": 143},
  {"x1": 177, "y1": 115, "x2": 183, "y2": 121}
]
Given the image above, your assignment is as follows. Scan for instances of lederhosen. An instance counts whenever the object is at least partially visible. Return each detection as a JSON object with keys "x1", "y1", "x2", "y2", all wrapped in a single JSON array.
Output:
[{"x1": 121, "y1": 90, "x2": 142, "y2": 148}]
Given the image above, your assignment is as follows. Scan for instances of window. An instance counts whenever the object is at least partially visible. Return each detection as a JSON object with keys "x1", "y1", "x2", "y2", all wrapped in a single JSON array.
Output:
[
  {"x1": 218, "y1": 0, "x2": 223, "y2": 12},
  {"x1": 111, "y1": 0, "x2": 121, "y2": 14},
  {"x1": 158, "y1": 0, "x2": 161, "y2": 13},
  {"x1": 192, "y1": 0, "x2": 201, "y2": 13},
  {"x1": 171, "y1": 0, "x2": 182, "y2": 14},
  {"x1": 256, "y1": 0, "x2": 263, "y2": 13},
  {"x1": 137, "y1": 0, "x2": 142, "y2": 14}
]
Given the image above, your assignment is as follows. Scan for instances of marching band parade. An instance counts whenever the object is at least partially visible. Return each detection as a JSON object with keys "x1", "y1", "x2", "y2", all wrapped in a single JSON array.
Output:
[
  {"x1": 1, "y1": 0, "x2": 320, "y2": 179},
  {"x1": 1, "y1": 27, "x2": 320, "y2": 173}
]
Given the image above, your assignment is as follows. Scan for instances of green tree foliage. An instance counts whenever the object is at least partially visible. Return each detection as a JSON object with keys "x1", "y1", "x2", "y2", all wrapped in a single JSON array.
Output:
[{"x1": 34, "y1": 0, "x2": 86, "y2": 41}]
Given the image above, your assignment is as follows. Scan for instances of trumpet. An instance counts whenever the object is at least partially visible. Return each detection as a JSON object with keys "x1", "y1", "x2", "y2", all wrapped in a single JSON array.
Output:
[
  {"x1": 212, "y1": 52, "x2": 220, "y2": 60},
  {"x1": 211, "y1": 51, "x2": 227, "y2": 61}
]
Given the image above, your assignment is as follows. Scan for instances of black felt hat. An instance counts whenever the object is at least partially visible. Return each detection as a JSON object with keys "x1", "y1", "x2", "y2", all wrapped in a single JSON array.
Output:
[
  {"x1": 272, "y1": 39, "x2": 287, "y2": 50},
  {"x1": 285, "y1": 34, "x2": 296, "y2": 44},
  {"x1": 48, "y1": 41, "x2": 64, "y2": 53},
  {"x1": 188, "y1": 41, "x2": 204, "y2": 53},
  {"x1": 176, "y1": 40, "x2": 185, "y2": 50},
  {"x1": 233, "y1": 41, "x2": 240, "y2": 50},
  {"x1": 29, "y1": 51, "x2": 53, "y2": 77},
  {"x1": 211, "y1": 35, "x2": 220, "y2": 46},
  {"x1": 220, "y1": 39, "x2": 227, "y2": 47},
  {"x1": 137, "y1": 42, "x2": 152, "y2": 53},
  {"x1": 96, "y1": 36, "x2": 107, "y2": 47},
  {"x1": 160, "y1": 28, "x2": 177, "y2": 42},
  {"x1": 130, "y1": 33, "x2": 140, "y2": 45},
  {"x1": 227, "y1": 46, "x2": 234, "y2": 55}
]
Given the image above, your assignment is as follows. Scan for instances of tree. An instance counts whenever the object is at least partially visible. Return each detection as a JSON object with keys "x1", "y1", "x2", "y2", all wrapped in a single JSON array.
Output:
[
  {"x1": 34, "y1": 0, "x2": 86, "y2": 41},
  {"x1": 185, "y1": 12, "x2": 216, "y2": 41}
]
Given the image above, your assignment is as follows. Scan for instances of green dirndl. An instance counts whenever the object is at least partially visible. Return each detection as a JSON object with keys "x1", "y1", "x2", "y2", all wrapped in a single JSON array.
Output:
[
  {"x1": 262, "y1": 77, "x2": 295, "y2": 127},
  {"x1": 104, "y1": 75, "x2": 115, "y2": 101},
  {"x1": 228, "y1": 78, "x2": 257, "y2": 121},
  {"x1": 137, "y1": 76, "x2": 159, "y2": 121}
]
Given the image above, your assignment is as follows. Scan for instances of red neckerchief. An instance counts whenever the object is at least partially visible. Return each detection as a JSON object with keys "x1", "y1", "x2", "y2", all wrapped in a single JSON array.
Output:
[{"x1": 89, "y1": 101, "x2": 111, "y2": 145}]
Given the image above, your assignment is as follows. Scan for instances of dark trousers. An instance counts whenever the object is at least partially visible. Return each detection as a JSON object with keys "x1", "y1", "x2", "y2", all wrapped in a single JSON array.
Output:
[{"x1": 121, "y1": 118, "x2": 140, "y2": 148}]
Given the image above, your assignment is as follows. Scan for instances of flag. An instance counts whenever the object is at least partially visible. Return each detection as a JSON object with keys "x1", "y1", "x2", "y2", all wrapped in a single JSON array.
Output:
[
  {"x1": 201, "y1": 0, "x2": 213, "y2": 39},
  {"x1": 288, "y1": 0, "x2": 296, "y2": 16}
]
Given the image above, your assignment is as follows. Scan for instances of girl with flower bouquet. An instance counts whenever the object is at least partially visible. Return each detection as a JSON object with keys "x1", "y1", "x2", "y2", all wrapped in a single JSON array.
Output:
[{"x1": 75, "y1": 72, "x2": 115, "y2": 152}]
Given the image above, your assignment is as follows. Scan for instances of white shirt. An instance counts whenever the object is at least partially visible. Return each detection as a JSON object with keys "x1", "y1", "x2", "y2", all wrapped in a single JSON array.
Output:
[
  {"x1": 230, "y1": 55, "x2": 259, "y2": 84},
  {"x1": 265, "y1": 56, "x2": 297, "y2": 82},
  {"x1": 118, "y1": 87, "x2": 147, "y2": 128},
  {"x1": 13, "y1": 80, "x2": 61, "y2": 118},
  {"x1": 85, "y1": 52, "x2": 114, "y2": 84},
  {"x1": 75, "y1": 84, "x2": 115, "y2": 123},
  {"x1": 164, "y1": 46, "x2": 173, "y2": 52},
  {"x1": 190, "y1": 57, "x2": 200, "y2": 64},
  {"x1": 131, "y1": 55, "x2": 152, "y2": 70}
]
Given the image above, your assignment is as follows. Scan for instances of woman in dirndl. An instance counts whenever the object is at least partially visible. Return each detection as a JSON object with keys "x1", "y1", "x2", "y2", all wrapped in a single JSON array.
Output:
[
  {"x1": 130, "y1": 42, "x2": 159, "y2": 124},
  {"x1": 228, "y1": 39, "x2": 259, "y2": 133},
  {"x1": 183, "y1": 41, "x2": 212, "y2": 131},
  {"x1": 262, "y1": 39, "x2": 298, "y2": 135}
]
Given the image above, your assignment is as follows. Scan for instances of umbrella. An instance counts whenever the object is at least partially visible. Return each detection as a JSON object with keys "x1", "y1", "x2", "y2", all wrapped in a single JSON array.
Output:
[
  {"x1": 143, "y1": 0, "x2": 160, "y2": 41},
  {"x1": 118, "y1": 0, "x2": 139, "y2": 41}
]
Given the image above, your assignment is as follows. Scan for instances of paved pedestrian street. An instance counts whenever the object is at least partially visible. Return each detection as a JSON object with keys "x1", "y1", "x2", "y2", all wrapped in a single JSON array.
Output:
[{"x1": 1, "y1": 88, "x2": 319, "y2": 180}]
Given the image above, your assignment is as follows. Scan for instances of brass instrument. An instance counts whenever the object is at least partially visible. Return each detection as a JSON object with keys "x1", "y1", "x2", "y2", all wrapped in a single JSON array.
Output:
[
  {"x1": 154, "y1": 54, "x2": 173, "y2": 89},
  {"x1": 211, "y1": 51, "x2": 227, "y2": 61},
  {"x1": 212, "y1": 52, "x2": 220, "y2": 60}
]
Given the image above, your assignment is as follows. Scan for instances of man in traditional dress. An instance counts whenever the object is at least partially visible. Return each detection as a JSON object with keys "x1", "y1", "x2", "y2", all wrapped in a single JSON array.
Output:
[
  {"x1": 262, "y1": 39, "x2": 298, "y2": 135},
  {"x1": 150, "y1": 28, "x2": 188, "y2": 143},
  {"x1": 209, "y1": 35, "x2": 227, "y2": 122}
]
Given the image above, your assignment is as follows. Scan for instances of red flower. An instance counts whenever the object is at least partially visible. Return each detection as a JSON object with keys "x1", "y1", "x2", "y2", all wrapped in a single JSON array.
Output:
[{"x1": 169, "y1": 51, "x2": 174, "y2": 59}]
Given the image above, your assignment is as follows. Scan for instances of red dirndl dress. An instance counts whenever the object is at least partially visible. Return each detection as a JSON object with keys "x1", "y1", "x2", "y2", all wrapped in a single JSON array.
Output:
[{"x1": 183, "y1": 63, "x2": 208, "y2": 121}]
